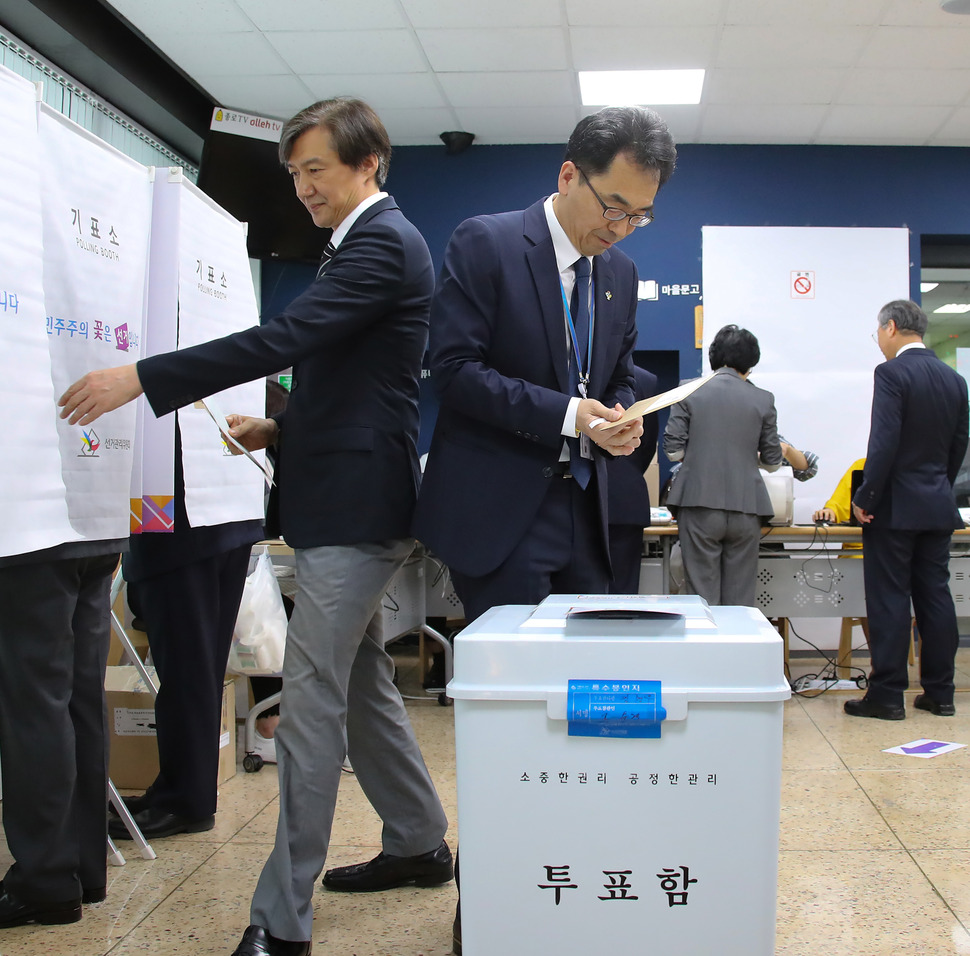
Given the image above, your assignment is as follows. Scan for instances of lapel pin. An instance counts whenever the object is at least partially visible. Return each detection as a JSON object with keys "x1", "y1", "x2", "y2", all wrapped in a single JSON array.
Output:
[{"x1": 605, "y1": 291, "x2": 613, "y2": 300}]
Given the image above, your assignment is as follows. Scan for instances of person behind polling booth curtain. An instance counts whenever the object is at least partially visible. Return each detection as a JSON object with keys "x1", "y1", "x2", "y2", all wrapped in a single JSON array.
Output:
[
  {"x1": 412, "y1": 106, "x2": 677, "y2": 627},
  {"x1": 663, "y1": 325, "x2": 783, "y2": 607},
  {"x1": 0, "y1": 539, "x2": 120, "y2": 928},
  {"x1": 108, "y1": 422, "x2": 262, "y2": 842},
  {"x1": 59, "y1": 97, "x2": 450, "y2": 956},
  {"x1": 607, "y1": 365, "x2": 659, "y2": 594},
  {"x1": 845, "y1": 300, "x2": 968, "y2": 722}
]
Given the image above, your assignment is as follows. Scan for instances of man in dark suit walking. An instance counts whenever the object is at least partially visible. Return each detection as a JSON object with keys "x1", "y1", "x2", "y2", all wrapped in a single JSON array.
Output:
[
  {"x1": 847, "y1": 299, "x2": 969, "y2": 721},
  {"x1": 60, "y1": 98, "x2": 451, "y2": 956},
  {"x1": 413, "y1": 107, "x2": 677, "y2": 624}
]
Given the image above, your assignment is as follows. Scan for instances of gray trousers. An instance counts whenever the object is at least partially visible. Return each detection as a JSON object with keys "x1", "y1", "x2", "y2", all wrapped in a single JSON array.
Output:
[
  {"x1": 250, "y1": 539, "x2": 448, "y2": 941},
  {"x1": 676, "y1": 506, "x2": 762, "y2": 607}
]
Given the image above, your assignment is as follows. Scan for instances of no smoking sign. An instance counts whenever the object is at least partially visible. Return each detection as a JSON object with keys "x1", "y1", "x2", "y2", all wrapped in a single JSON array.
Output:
[{"x1": 791, "y1": 270, "x2": 815, "y2": 299}]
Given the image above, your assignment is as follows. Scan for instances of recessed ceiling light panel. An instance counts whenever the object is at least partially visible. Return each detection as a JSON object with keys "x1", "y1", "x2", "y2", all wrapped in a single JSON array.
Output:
[
  {"x1": 921, "y1": 282, "x2": 940, "y2": 293},
  {"x1": 579, "y1": 70, "x2": 705, "y2": 106},
  {"x1": 933, "y1": 303, "x2": 970, "y2": 314}
]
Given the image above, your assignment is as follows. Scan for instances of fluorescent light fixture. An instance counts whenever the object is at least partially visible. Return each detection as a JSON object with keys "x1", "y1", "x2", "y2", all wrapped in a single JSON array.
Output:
[
  {"x1": 579, "y1": 70, "x2": 705, "y2": 106},
  {"x1": 920, "y1": 282, "x2": 939, "y2": 293},
  {"x1": 933, "y1": 303, "x2": 970, "y2": 314}
]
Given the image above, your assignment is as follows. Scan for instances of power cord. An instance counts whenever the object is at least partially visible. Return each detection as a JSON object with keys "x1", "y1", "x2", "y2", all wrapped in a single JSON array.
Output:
[{"x1": 784, "y1": 617, "x2": 869, "y2": 698}]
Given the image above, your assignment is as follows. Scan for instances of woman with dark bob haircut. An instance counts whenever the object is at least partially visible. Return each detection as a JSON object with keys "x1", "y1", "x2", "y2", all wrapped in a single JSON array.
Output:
[{"x1": 662, "y1": 325, "x2": 783, "y2": 605}]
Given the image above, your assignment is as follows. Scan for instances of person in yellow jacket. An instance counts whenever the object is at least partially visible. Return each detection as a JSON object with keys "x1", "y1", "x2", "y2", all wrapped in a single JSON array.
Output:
[{"x1": 814, "y1": 458, "x2": 866, "y2": 524}]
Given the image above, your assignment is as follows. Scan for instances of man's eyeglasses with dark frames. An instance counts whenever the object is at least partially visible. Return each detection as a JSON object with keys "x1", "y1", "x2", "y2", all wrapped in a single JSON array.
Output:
[{"x1": 575, "y1": 165, "x2": 654, "y2": 227}]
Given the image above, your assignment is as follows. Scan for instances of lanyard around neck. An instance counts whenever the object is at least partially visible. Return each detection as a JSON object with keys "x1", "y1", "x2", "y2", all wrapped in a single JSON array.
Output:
[{"x1": 558, "y1": 272, "x2": 594, "y2": 392}]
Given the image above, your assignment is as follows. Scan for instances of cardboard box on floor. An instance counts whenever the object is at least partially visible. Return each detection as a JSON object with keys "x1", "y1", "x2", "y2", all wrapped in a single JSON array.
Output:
[{"x1": 105, "y1": 665, "x2": 236, "y2": 790}]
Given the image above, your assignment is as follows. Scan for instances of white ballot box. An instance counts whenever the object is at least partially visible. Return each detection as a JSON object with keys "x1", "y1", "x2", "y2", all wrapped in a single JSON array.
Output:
[{"x1": 449, "y1": 594, "x2": 790, "y2": 956}]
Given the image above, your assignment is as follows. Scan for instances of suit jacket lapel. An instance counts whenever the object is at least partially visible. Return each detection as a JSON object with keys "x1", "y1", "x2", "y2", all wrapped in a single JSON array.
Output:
[
  {"x1": 523, "y1": 200, "x2": 570, "y2": 394},
  {"x1": 317, "y1": 196, "x2": 398, "y2": 277}
]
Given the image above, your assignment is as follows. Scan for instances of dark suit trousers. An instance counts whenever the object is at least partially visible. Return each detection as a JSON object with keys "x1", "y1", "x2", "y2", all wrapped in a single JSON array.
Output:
[
  {"x1": 128, "y1": 542, "x2": 251, "y2": 820},
  {"x1": 862, "y1": 524, "x2": 959, "y2": 706},
  {"x1": 450, "y1": 477, "x2": 609, "y2": 624},
  {"x1": 608, "y1": 524, "x2": 644, "y2": 594},
  {"x1": 0, "y1": 552, "x2": 116, "y2": 901}
]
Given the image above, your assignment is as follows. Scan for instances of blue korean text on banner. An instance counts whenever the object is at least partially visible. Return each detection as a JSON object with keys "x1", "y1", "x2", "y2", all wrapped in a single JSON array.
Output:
[{"x1": 566, "y1": 680, "x2": 666, "y2": 738}]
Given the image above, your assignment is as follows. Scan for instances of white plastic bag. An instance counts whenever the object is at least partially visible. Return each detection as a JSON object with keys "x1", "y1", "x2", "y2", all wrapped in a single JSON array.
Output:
[{"x1": 228, "y1": 548, "x2": 287, "y2": 675}]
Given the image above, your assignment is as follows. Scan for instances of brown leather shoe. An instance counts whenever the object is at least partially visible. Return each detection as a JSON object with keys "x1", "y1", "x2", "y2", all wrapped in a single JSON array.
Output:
[{"x1": 322, "y1": 840, "x2": 454, "y2": 892}]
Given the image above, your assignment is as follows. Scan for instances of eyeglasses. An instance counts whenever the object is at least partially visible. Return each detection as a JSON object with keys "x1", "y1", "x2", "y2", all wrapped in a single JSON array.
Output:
[{"x1": 575, "y1": 165, "x2": 654, "y2": 227}]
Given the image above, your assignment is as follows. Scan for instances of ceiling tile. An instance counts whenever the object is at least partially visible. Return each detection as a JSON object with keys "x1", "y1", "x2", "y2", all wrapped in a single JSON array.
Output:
[
  {"x1": 724, "y1": 0, "x2": 888, "y2": 26},
  {"x1": 569, "y1": 26, "x2": 717, "y2": 70},
  {"x1": 265, "y1": 30, "x2": 428, "y2": 74},
  {"x1": 698, "y1": 104, "x2": 829, "y2": 143},
  {"x1": 301, "y1": 73, "x2": 446, "y2": 110},
  {"x1": 416, "y1": 28, "x2": 568, "y2": 73},
  {"x1": 148, "y1": 31, "x2": 289, "y2": 76},
  {"x1": 816, "y1": 105, "x2": 954, "y2": 144},
  {"x1": 107, "y1": 0, "x2": 255, "y2": 35},
  {"x1": 402, "y1": 0, "x2": 563, "y2": 28},
  {"x1": 438, "y1": 71, "x2": 575, "y2": 108},
  {"x1": 376, "y1": 107, "x2": 463, "y2": 145},
  {"x1": 565, "y1": 0, "x2": 723, "y2": 28},
  {"x1": 453, "y1": 106, "x2": 580, "y2": 144},
  {"x1": 198, "y1": 73, "x2": 312, "y2": 117},
  {"x1": 235, "y1": 0, "x2": 408, "y2": 31},
  {"x1": 932, "y1": 108, "x2": 970, "y2": 146},
  {"x1": 705, "y1": 68, "x2": 846, "y2": 105},
  {"x1": 860, "y1": 27, "x2": 970, "y2": 71},
  {"x1": 647, "y1": 104, "x2": 702, "y2": 144},
  {"x1": 838, "y1": 69, "x2": 970, "y2": 107},
  {"x1": 716, "y1": 25, "x2": 872, "y2": 69}
]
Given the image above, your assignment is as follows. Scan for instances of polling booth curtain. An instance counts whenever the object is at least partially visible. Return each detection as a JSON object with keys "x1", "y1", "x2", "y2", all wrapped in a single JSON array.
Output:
[
  {"x1": 37, "y1": 102, "x2": 152, "y2": 541},
  {"x1": 701, "y1": 226, "x2": 910, "y2": 523},
  {"x1": 0, "y1": 65, "x2": 77, "y2": 557},
  {"x1": 167, "y1": 171, "x2": 265, "y2": 528}
]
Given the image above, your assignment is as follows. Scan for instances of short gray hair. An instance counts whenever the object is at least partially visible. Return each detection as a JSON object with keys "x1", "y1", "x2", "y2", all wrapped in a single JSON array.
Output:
[
  {"x1": 878, "y1": 299, "x2": 927, "y2": 337},
  {"x1": 278, "y1": 98, "x2": 391, "y2": 187}
]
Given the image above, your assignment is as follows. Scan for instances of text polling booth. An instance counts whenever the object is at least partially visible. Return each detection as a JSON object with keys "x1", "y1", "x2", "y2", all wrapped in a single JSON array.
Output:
[
  {"x1": 138, "y1": 167, "x2": 265, "y2": 533},
  {"x1": 37, "y1": 102, "x2": 152, "y2": 541},
  {"x1": 450, "y1": 594, "x2": 790, "y2": 955},
  {"x1": 701, "y1": 227, "x2": 909, "y2": 649},
  {"x1": 0, "y1": 67, "x2": 76, "y2": 557}
]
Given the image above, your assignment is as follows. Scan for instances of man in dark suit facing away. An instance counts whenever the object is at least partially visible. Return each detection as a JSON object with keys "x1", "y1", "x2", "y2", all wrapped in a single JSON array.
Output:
[
  {"x1": 847, "y1": 299, "x2": 969, "y2": 721},
  {"x1": 60, "y1": 98, "x2": 450, "y2": 956},
  {"x1": 413, "y1": 107, "x2": 677, "y2": 625}
]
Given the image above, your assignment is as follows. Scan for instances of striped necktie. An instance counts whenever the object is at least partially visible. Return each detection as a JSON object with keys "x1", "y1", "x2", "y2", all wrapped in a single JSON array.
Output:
[{"x1": 316, "y1": 240, "x2": 337, "y2": 278}]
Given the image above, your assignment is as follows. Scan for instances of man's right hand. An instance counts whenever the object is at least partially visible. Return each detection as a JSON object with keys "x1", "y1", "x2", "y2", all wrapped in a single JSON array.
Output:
[
  {"x1": 226, "y1": 414, "x2": 279, "y2": 453},
  {"x1": 812, "y1": 507, "x2": 836, "y2": 523},
  {"x1": 577, "y1": 399, "x2": 643, "y2": 456}
]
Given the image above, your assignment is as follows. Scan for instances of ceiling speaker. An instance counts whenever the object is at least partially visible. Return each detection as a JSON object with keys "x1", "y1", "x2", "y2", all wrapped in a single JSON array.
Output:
[
  {"x1": 940, "y1": 0, "x2": 970, "y2": 13},
  {"x1": 439, "y1": 131, "x2": 476, "y2": 155}
]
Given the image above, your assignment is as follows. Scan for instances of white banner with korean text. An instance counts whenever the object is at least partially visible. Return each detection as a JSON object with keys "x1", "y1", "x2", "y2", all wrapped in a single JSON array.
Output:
[
  {"x1": 170, "y1": 172, "x2": 265, "y2": 527},
  {"x1": 38, "y1": 103, "x2": 152, "y2": 541},
  {"x1": 0, "y1": 67, "x2": 78, "y2": 557}
]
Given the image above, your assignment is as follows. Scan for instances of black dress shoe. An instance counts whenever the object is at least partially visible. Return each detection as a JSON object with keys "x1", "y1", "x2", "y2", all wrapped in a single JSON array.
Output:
[
  {"x1": 0, "y1": 883, "x2": 81, "y2": 928},
  {"x1": 230, "y1": 924, "x2": 311, "y2": 956},
  {"x1": 914, "y1": 693, "x2": 956, "y2": 716},
  {"x1": 109, "y1": 791, "x2": 152, "y2": 817},
  {"x1": 322, "y1": 840, "x2": 454, "y2": 892},
  {"x1": 844, "y1": 697, "x2": 905, "y2": 720},
  {"x1": 109, "y1": 806, "x2": 215, "y2": 840}
]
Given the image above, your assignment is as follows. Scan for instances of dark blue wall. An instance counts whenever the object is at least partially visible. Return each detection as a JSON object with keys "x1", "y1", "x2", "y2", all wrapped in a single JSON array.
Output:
[{"x1": 261, "y1": 142, "x2": 970, "y2": 456}]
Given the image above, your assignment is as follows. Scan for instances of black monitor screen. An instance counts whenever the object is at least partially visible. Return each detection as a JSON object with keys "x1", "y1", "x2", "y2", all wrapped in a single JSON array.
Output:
[{"x1": 196, "y1": 129, "x2": 325, "y2": 263}]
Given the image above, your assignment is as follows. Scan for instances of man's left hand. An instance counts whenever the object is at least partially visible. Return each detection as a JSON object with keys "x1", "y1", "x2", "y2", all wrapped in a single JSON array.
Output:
[
  {"x1": 578, "y1": 401, "x2": 643, "y2": 456},
  {"x1": 58, "y1": 364, "x2": 143, "y2": 425},
  {"x1": 852, "y1": 502, "x2": 873, "y2": 525}
]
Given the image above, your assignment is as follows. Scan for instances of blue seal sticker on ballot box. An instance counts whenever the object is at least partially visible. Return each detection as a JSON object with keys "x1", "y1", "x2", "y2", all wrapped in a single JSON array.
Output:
[{"x1": 566, "y1": 680, "x2": 666, "y2": 738}]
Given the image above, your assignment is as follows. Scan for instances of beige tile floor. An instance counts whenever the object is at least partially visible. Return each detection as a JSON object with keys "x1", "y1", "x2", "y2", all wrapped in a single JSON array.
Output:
[{"x1": 4, "y1": 645, "x2": 970, "y2": 955}]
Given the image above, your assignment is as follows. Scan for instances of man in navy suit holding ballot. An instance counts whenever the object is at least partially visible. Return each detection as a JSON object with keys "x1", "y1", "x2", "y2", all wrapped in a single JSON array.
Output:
[
  {"x1": 847, "y1": 299, "x2": 969, "y2": 721},
  {"x1": 60, "y1": 98, "x2": 450, "y2": 956},
  {"x1": 414, "y1": 107, "x2": 677, "y2": 624}
]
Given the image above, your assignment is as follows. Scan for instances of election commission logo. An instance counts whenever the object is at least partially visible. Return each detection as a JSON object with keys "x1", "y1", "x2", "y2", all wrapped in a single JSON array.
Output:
[{"x1": 78, "y1": 428, "x2": 100, "y2": 457}]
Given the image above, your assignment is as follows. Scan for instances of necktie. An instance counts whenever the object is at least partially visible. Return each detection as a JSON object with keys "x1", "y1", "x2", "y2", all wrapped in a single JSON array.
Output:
[
  {"x1": 316, "y1": 240, "x2": 337, "y2": 278},
  {"x1": 569, "y1": 256, "x2": 592, "y2": 489}
]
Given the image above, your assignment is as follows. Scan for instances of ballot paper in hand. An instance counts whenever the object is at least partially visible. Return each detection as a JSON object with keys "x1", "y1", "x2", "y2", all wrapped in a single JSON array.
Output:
[
  {"x1": 200, "y1": 397, "x2": 275, "y2": 486},
  {"x1": 592, "y1": 372, "x2": 716, "y2": 429}
]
